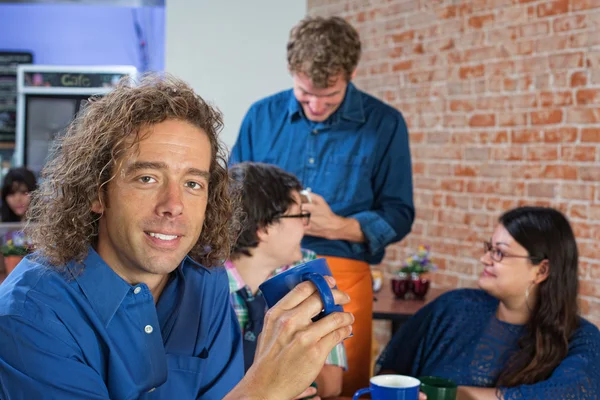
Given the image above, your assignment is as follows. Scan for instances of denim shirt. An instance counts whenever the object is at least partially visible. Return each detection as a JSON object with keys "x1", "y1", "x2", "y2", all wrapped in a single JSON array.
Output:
[
  {"x1": 230, "y1": 83, "x2": 415, "y2": 264},
  {"x1": 0, "y1": 249, "x2": 244, "y2": 399}
]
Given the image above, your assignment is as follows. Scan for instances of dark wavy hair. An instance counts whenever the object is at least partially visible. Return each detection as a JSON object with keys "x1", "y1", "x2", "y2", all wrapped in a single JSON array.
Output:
[
  {"x1": 497, "y1": 206, "x2": 580, "y2": 387},
  {"x1": 26, "y1": 73, "x2": 233, "y2": 268},
  {"x1": 287, "y1": 16, "x2": 361, "y2": 87},
  {"x1": 228, "y1": 162, "x2": 302, "y2": 259},
  {"x1": 1, "y1": 167, "x2": 37, "y2": 222}
]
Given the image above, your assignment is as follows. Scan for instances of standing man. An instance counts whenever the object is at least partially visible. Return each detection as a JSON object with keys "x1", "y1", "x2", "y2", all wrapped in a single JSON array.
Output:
[
  {"x1": 0, "y1": 74, "x2": 353, "y2": 399},
  {"x1": 230, "y1": 16, "x2": 415, "y2": 396}
]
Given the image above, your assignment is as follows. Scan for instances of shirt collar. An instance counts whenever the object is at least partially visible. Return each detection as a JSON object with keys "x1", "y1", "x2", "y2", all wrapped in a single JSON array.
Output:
[
  {"x1": 224, "y1": 259, "x2": 246, "y2": 293},
  {"x1": 286, "y1": 82, "x2": 365, "y2": 124},
  {"x1": 70, "y1": 247, "x2": 209, "y2": 327}
]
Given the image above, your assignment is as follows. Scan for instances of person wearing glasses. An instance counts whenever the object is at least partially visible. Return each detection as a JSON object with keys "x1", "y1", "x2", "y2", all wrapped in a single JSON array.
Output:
[
  {"x1": 375, "y1": 206, "x2": 600, "y2": 400},
  {"x1": 226, "y1": 162, "x2": 347, "y2": 399},
  {"x1": 230, "y1": 16, "x2": 415, "y2": 395}
]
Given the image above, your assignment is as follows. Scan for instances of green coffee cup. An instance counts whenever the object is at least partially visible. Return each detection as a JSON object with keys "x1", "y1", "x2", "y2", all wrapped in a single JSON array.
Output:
[{"x1": 419, "y1": 376, "x2": 457, "y2": 400}]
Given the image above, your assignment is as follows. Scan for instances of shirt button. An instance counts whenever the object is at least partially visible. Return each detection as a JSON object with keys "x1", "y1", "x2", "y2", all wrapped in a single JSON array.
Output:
[
  {"x1": 133, "y1": 287, "x2": 141, "y2": 295},
  {"x1": 144, "y1": 325, "x2": 153, "y2": 334},
  {"x1": 308, "y1": 158, "x2": 315, "y2": 164},
  {"x1": 312, "y1": 129, "x2": 318, "y2": 134}
]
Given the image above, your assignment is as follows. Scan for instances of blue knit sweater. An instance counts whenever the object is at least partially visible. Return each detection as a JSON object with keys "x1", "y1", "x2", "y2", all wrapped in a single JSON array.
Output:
[{"x1": 376, "y1": 289, "x2": 600, "y2": 399}]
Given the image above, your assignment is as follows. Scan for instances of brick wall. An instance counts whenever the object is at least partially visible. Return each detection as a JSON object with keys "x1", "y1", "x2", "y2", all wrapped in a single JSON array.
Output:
[{"x1": 308, "y1": 0, "x2": 600, "y2": 328}]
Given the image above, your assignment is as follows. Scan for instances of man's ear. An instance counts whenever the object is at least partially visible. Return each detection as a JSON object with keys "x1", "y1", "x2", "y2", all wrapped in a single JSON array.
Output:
[
  {"x1": 534, "y1": 259, "x2": 550, "y2": 284},
  {"x1": 91, "y1": 192, "x2": 105, "y2": 214},
  {"x1": 351, "y1": 69, "x2": 357, "y2": 80}
]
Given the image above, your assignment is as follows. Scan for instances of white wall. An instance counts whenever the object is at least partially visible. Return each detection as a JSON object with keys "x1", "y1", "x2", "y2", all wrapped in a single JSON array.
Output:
[{"x1": 166, "y1": 1, "x2": 306, "y2": 150}]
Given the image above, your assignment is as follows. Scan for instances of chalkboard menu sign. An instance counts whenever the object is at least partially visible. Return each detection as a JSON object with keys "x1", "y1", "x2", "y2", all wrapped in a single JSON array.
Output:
[
  {"x1": 22, "y1": 71, "x2": 128, "y2": 89},
  {"x1": 0, "y1": 52, "x2": 33, "y2": 143}
]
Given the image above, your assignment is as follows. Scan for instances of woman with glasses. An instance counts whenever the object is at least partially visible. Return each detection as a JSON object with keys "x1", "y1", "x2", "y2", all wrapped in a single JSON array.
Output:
[
  {"x1": 375, "y1": 206, "x2": 600, "y2": 399},
  {"x1": 225, "y1": 162, "x2": 347, "y2": 399}
]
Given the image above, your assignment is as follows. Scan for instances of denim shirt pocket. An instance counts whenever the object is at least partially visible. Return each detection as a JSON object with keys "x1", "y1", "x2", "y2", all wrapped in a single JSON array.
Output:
[
  {"x1": 322, "y1": 155, "x2": 372, "y2": 206},
  {"x1": 144, "y1": 354, "x2": 208, "y2": 399}
]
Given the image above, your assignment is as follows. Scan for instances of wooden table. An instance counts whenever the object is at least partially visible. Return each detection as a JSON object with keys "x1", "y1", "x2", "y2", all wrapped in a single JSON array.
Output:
[{"x1": 373, "y1": 279, "x2": 447, "y2": 336}]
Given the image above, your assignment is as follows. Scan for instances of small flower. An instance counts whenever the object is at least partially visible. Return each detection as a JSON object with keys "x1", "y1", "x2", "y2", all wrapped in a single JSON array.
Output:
[{"x1": 396, "y1": 245, "x2": 436, "y2": 276}]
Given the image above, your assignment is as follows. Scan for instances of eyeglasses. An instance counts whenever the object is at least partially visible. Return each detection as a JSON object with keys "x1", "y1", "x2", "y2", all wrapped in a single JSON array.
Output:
[
  {"x1": 276, "y1": 212, "x2": 311, "y2": 226},
  {"x1": 483, "y1": 240, "x2": 540, "y2": 263}
]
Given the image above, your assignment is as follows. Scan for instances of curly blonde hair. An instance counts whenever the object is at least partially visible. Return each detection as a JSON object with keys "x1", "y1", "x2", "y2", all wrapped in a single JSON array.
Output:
[
  {"x1": 287, "y1": 16, "x2": 361, "y2": 88},
  {"x1": 26, "y1": 73, "x2": 233, "y2": 268}
]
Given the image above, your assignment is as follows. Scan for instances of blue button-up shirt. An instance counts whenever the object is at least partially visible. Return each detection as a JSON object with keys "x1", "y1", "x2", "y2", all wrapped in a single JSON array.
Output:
[
  {"x1": 230, "y1": 83, "x2": 415, "y2": 264},
  {"x1": 0, "y1": 249, "x2": 243, "y2": 399}
]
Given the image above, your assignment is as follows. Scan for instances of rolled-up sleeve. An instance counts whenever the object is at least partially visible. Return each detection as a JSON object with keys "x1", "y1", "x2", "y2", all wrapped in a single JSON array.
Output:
[{"x1": 351, "y1": 112, "x2": 414, "y2": 256}]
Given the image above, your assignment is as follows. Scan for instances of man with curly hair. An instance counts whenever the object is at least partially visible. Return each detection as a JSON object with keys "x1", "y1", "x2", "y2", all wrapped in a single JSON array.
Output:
[
  {"x1": 0, "y1": 75, "x2": 353, "y2": 399},
  {"x1": 230, "y1": 16, "x2": 415, "y2": 395}
]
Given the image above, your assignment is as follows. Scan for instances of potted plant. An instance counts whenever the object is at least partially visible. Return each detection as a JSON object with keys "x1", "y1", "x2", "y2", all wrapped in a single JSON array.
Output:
[
  {"x1": 1, "y1": 231, "x2": 32, "y2": 275},
  {"x1": 391, "y1": 245, "x2": 437, "y2": 300}
]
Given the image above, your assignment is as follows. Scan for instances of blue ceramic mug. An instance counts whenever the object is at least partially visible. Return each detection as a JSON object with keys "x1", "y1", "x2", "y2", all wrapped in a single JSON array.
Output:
[
  {"x1": 353, "y1": 375, "x2": 421, "y2": 400},
  {"x1": 258, "y1": 258, "x2": 343, "y2": 320}
]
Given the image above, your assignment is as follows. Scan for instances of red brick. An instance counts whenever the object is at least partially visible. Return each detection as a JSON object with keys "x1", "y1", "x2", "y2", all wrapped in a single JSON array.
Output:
[
  {"x1": 582, "y1": 128, "x2": 600, "y2": 142},
  {"x1": 392, "y1": 60, "x2": 412, "y2": 72},
  {"x1": 554, "y1": 14, "x2": 587, "y2": 32},
  {"x1": 464, "y1": 146, "x2": 490, "y2": 161},
  {"x1": 454, "y1": 165, "x2": 479, "y2": 177},
  {"x1": 526, "y1": 146, "x2": 559, "y2": 161},
  {"x1": 580, "y1": 166, "x2": 600, "y2": 181},
  {"x1": 560, "y1": 183, "x2": 594, "y2": 201},
  {"x1": 543, "y1": 127, "x2": 578, "y2": 142},
  {"x1": 567, "y1": 108, "x2": 600, "y2": 123},
  {"x1": 539, "y1": 91, "x2": 573, "y2": 107},
  {"x1": 548, "y1": 52, "x2": 584, "y2": 69},
  {"x1": 531, "y1": 109, "x2": 563, "y2": 125},
  {"x1": 572, "y1": 0, "x2": 600, "y2": 11},
  {"x1": 441, "y1": 179, "x2": 465, "y2": 192},
  {"x1": 577, "y1": 89, "x2": 600, "y2": 105},
  {"x1": 498, "y1": 112, "x2": 528, "y2": 127},
  {"x1": 569, "y1": 31, "x2": 600, "y2": 48},
  {"x1": 512, "y1": 129, "x2": 542, "y2": 143},
  {"x1": 520, "y1": 21, "x2": 549, "y2": 37},
  {"x1": 580, "y1": 280, "x2": 600, "y2": 298},
  {"x1": 535, "y1": 36, "x2": 569, "y2": 53},
  {"x1": 410, "y1": 132, "x2": 424, "y2": 143},
  {"x1": 561, "y1": 146, "x2": 596, "y2": 162},
  {"x1": 459, "y1": 64, "x2": 485, "y2": 79},
  {"x1": 542, "y1": 165, "x2": 578, "y2": 180},
  {"x1": 527, "y1": 183, "x2": 556, "y2": 198},
  {"x1": 468, "y1": 14, "x2": 494, "y2": 29},
  {"x1": 491, "y1": 147, "x2": 524, "y2": 161},
  {"x1": 569, "y1": 204, "x2": 589, "y2": 219},
  {"x1": 537, "y1": 0, "x2": 569, "y2": 17},
  {"x1": 445, "y1": 195, "x2": 470, "y2": 209},
  {"x1": 469, "y1": 114, "x2": 496, "y2": 127},
  {"x1": 571, "y1": 71, "x2": 588, "y2": 87},
  {"x1": 449, "y1": 100, "x2": 475, "y2": 112}
]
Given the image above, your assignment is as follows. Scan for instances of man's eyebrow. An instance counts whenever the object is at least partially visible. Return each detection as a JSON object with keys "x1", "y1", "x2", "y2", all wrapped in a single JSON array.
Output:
[
  {"x1": 298, "y1": 85, "x2": 341, "y2": 97},
  {"x1": 124, "y1": 162, "x2": 209, "y2": 180},
  {"x1": 124, "y1": 161, "x2": 167, "y2": 174},
  {"x1": 188, "y1": 168, "x2": 210, "y2": 180}
]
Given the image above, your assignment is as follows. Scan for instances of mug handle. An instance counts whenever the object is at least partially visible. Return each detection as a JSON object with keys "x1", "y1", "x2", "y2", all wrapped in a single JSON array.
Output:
[
  {"x1": 352, "y1": 387, "x2": 371, "y2": 399},
  {"x1": 302, "y1": 272, "x2": 335, "y2": 315}
]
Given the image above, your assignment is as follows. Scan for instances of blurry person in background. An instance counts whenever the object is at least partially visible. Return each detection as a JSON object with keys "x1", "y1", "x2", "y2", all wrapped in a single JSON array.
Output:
[
  {"x1": 1, "y1": 167, "x2": 36, "y2": 222},
  {"x1": 230, "y1": 16, "x2": 414, "y2": 395},
  {"x1": 227, "y1": 162, "x2": 347, "y2": 399}
]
